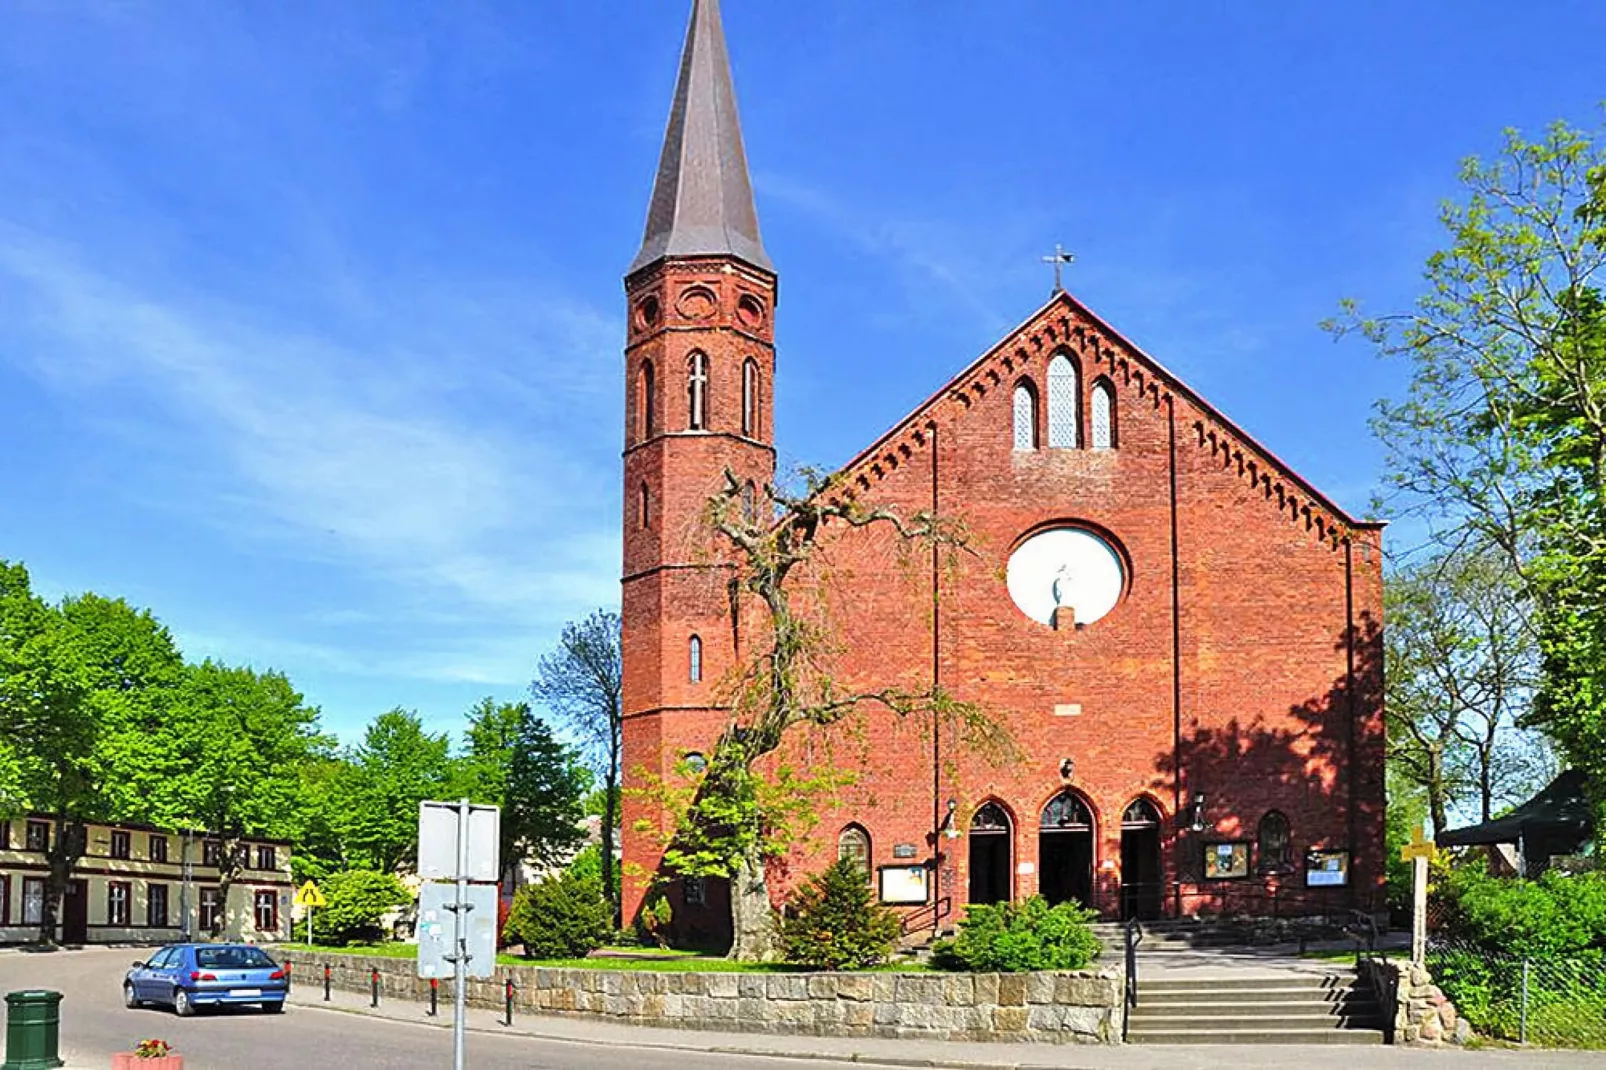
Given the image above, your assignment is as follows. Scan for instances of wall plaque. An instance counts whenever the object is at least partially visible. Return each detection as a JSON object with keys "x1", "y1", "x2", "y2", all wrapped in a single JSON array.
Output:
[{"x1": 892, "y1": 843, "x2": 918, "y2": 859}]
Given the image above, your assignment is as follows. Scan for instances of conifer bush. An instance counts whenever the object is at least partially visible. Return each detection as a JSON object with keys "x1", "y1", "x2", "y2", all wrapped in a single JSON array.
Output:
[
  {"x1": 933, "y1": 895, "x2": 1101, "y2": 972},
  {"x1": 503, "y1": 871, "x2": 612, "y2": 960},
  {"x1": 777, "y1": 858, "x2": 901, "y2": 969}
]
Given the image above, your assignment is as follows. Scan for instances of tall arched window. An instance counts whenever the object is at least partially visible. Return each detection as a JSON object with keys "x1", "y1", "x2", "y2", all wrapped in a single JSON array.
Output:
[
  {"x1": 639, "y1": 360, "x2": 656, "y2": 439},
  {"x1": 1258, "y1": 810, "x2": 1292, "y2": 873},
  {"x1": 639, "y1": 482, "x2": 651, "y2": 529},
  {"x1": 741, "y1": 359, "x2": 759, "y2": 437},
  {"x1": 1090, "y1": 380, "x2": 1115, "y2": 450},
  {"x1": 687, "y1": 352, "x2": 708, "y2": 430},
  {"x1": 837, "y1": 825, "x2": 871, "y2": 881},
  {"x1": 1012, "y1": 381, "x2": 1037, "y2": 450},
  {"x1": 1047, "y1": 354, "x2": 1079, "y2": 448},
  {"x1": 688, "y1": 635, "x2": 703, "y2": 683}
]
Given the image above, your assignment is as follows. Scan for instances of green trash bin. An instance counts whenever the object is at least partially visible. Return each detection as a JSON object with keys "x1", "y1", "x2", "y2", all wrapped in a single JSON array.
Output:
[{"x1": 2, "y1": 990, "x2": 64, "y2": 1070}]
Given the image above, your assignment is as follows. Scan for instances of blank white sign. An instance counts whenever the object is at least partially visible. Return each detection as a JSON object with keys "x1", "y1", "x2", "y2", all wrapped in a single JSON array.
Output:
[{"x1": 417, "y1": 801, "x2": 501, "y2": 883}]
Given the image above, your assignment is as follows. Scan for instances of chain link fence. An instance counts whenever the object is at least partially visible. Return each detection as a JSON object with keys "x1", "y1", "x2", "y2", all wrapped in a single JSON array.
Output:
[{"x1": 1427, "y1": 894, "x2": 1606, "y2": 1048}]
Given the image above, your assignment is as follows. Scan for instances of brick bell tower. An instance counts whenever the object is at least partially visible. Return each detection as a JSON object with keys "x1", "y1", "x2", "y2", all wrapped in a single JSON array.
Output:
[{"x1": 619, "y1": 0, "x2": 776, "y2": 931}]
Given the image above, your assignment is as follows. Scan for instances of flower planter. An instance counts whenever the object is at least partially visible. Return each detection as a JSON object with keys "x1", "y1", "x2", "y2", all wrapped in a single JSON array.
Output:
[{"x1": 111, "y1": 1054, "x2": 183, "y2": 1069}]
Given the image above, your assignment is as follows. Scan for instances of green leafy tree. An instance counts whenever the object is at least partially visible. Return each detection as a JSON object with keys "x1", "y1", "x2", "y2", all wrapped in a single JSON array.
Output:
[
  {"x1": 1385, "y1": 547, "x2": 1550, "y2": 835},
  {"x1": 302, "y1": 869, "x2": 411, "y2": 946},
  {"x1": 502, "y1": 870, "x2": 612, "y2": 960},
  {"x1": 331, "y1": 709, "x2": 453, "y2": 872},
  {"x1": 646, "y1": 470, "x2": 1011, "y2": 961},
  {"x1": 505, "y1": 707, "x2": 589, "y2": 871},
  {"x1": 777, "y1": 858, "x2": 901, "y2": 970},
  {"x1": 158, "y1": 661, "x2": 330, "y2": 934},
  {"x1": 532, "y1": 610, "x2": 622, "y2": 925},
  {"x1": 37, "y1": 592, "x2": 181, "y2": 943},
  {"x1": 1330, "y1": 116, "x2": 1606, "y2": 834}
]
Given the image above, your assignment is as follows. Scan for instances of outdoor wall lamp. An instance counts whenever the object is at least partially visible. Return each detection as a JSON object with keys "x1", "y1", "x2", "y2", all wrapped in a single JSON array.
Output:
[
  {"x1": 940, "y1": 799, "x2": 960, "y2": 840},
  {"x1": 1059, "y1": 757, "x2": 1075, "y2": 780},
  {"x1": 1186, "y1": 793, "x2": 1211, "y2": 833}
]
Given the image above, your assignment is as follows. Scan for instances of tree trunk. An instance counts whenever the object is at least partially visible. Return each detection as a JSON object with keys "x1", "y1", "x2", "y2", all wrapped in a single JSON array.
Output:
[
  {"x1": 602, "y1": 772, "x2": 619, "y2": 929},
  {"x1": 727, "y1": 850, "x2": 777, "y2": 962},
  {"x1": 40, "y1": 817, "x2": 86, "y2": 945},
  {"x1": 214, "y1": 838, "x2": 241, "y2": 939}
]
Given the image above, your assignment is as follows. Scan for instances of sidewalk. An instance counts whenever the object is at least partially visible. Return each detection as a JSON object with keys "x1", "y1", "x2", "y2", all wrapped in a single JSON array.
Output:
[{"x1": 286, "y1": 983, "x2": 1604, "y2": 1069}]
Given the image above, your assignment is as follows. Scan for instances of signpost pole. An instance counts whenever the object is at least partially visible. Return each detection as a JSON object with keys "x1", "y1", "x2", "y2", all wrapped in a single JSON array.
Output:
[
  {"x1": 453, "y1": 797, "x2": 469, "y2": 1070},
  {"x1": 308, "y1": 905, "x2": 315, "y2": 949},
  {"x1": 1400, "y1": 824, "x2": 1434, "y2": 965}
]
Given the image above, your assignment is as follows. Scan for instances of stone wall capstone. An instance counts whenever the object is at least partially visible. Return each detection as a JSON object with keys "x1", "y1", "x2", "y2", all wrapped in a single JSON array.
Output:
[{"x1": 282, "y1": 953, "x2": 1125, "y2": 1044}]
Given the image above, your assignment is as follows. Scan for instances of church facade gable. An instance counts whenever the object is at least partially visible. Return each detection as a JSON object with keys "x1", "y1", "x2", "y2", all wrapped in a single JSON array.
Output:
[{"x1": 618, "y1": 1, "x2": 1385, "y2": 940}]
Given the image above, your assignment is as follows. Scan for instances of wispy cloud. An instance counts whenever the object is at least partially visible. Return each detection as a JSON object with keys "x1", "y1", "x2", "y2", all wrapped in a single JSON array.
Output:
[{"x1": 0, "y1": 223, "x2": 620, "y2": 690}]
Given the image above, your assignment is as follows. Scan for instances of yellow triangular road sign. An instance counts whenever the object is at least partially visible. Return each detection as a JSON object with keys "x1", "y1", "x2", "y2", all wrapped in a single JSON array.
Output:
[{"x1": 294, "y1": 881, "x2": 327, "y2": 908}]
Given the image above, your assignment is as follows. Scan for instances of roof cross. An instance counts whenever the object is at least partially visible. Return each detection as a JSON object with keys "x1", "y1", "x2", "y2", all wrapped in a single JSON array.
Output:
[{"x1": 1042, "y1": 243, "x2": 1076, "y2": 293}]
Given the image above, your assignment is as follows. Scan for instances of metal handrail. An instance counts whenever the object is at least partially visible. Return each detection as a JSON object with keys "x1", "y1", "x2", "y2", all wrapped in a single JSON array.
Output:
[
  {"x1": 1122, "y1": 915, "x2": 1142, "y2": 1042},
  {"x1": 900, "y1": 896, "x2": 952, "y2": 937}
]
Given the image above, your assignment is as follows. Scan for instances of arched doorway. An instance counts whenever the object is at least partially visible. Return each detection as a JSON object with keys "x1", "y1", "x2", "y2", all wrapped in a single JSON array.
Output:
[
  {"x1": 967, "y1": 802, "x2": 1012, "y2": 905},
  {"x1": 1039, "y1": 790, "x2": 1095, "y2": 909},
  {"x1": 1120, "y1": 798, "x2": 1164, "y2": 920}
]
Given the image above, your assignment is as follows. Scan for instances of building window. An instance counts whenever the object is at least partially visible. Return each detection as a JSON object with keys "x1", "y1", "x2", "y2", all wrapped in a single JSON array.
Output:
[
  {"x1": 640, "y1": 482, "x2": 651, "y2": 529},
  {"x1": 256, "y1": 845, "x2": 276, "y2": 872},
  {"x1": 1090, "y1": 380, "x2": 1115, "y2": 450},
  {"x1": 688, "y1": 635, "x2": 703, "y2": 683},
  {"x1": 1012, "y1": 381, "x2": 1038, "y2": 450},
  {"x1": 147, "y1": 883, "x2": 169, "y2": 928},
  {"x1": 640, "y1": 360, "x2": 657, "y2": 439},
  {"x1": 1122, "y1": 798, "x2": 1161, "y2": 827},
  {"x1": 0, "y1": 820, "x2": 9, "y2": 849},
  {"x1": 1258, "y1": 811, "x2": 1293, "y2": 873},
  {"x1": 687, "y1": 351, "x2": 708, "y2": 430},
  {"x1": 202, "y1": 840, "x2": 221, "y2": 868},
  {"x1": 837, "y1": 825, "x2": 871, "y2": 881},
  {"x1": 0, "y1": 875, "x2": 8, "y2": 925},
  {"x1": 107, "y1": 881, "x2": 131, "y2": 927},
  {"x1": 1047, "y1": 353, "x2": 1080, "y2": 448},
  {"x1": 254, "y1": 889, "x2": 278, "y2": 933},
  {"x1": 110, "y1": 830, "x2": 131, "y2": 860},
  {"x1": 741, "y1": 480, "x2": 757, "y2": 525},
  {"x1": 22, "y1": 878, "x2": 45, "y2": 926},
  {"x1": 683, "y1": 876, "x2": 707, "y2": 907},
  {"x1": 199, "y1": 887, "x2": 223, "y2": 934},
  {"x1": 149, "y1": 835, "x2": 168, "y2": 864},
  {"x1": 742, "y1": 359, "x2": 759, "y2": 437},
  {"x1": 25, "y1": 820, "x2": 49, "y2": 853}
]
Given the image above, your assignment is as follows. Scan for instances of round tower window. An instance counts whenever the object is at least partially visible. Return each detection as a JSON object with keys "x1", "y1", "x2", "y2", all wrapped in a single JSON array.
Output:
[{"x1": 1005, "y1": 526, "x2": 1126, "y2": 628}]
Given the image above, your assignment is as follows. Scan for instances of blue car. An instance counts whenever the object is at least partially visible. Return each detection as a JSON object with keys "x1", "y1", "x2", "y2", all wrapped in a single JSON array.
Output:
[{"x1": 124, "y1": 944, "x2": 289, "y2": 1016}]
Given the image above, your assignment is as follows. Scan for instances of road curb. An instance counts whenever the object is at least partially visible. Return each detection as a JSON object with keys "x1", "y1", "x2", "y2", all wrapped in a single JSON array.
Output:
[{"x1": 287, "y1": 996, "x2": 1061, "y2": 1070}]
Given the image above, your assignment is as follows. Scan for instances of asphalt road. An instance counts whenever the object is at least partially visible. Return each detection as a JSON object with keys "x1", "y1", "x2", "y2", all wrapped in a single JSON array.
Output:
[{"x1": 0, "y1": 947, "x2": 850, "y2": 1070}]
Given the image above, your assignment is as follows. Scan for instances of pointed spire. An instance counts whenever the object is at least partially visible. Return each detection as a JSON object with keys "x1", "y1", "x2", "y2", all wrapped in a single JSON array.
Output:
[{"x1": 629, "y1": 0, "x2": 772, "y2": 276}]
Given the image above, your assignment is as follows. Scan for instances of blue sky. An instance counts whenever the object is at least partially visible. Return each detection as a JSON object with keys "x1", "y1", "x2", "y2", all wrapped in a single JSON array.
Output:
[{"x1": 2, "y1": 2, "x2": 1603, "y2": 745}]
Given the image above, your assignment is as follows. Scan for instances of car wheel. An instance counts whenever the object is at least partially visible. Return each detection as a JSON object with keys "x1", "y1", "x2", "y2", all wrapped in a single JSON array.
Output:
[
  {"x1": 123, "y1": 984, "x2": 142, "y2": 1009},
  {"x1": 174, "y1": 988, "x2": 196, "y2": 1017},
  {"x1": 262, "y1": 1001, "x2": 285, "y2": 1014}
]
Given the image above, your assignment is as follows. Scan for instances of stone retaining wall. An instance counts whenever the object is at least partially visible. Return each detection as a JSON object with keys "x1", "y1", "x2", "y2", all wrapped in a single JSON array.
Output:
[
  {"x1": 1358, "y1": 957, "x2": 1470, "y2": 1046},
  {"x1": 282, "y1": 952, "x2": 1125, "y2": 1044}
]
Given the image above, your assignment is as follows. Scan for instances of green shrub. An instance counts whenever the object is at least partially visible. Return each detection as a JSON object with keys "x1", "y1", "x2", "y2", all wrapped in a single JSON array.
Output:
[
  {"x1": 635, "y1": 886, "x2": 674, "y2": 948},
  {"x1": 778, "y1": 859, "x2": 901, "y2": 970},
  {"x1": 934, "y1": 896, "x2": 1101, "y2": 972},
  {"x1": 1440, "y1": 866, "x2": 1606, "y2": 956},
  {"x1": 299, "y1": 870, "x2": 411, "y2": 946},
  {"x1": 503, "y1": 871, "x2": 612, "y2": 959},
  {"x1": 566, "y1": 843, "x2": 622, "y2": 905}
]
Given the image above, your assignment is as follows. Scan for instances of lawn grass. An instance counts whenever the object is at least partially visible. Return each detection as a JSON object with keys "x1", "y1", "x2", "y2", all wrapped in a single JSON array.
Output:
[
  {"x1": 279, "y1": 942, "x2": 930, "y2": 972},
  {"x1": 1298, "y1": 948, "x2": 1361, "y2": 963}
]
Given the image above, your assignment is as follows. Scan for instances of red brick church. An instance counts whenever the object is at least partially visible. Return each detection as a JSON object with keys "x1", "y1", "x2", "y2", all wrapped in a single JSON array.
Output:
[{"x1": 619, "y1": 0, "x2": 1385, "y2": 942}]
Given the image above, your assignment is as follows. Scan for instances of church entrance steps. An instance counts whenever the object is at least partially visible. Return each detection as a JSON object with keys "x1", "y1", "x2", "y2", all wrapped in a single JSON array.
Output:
[{"x1": 1126, "y1": 971, "x2": 1386, "y2": 1045}]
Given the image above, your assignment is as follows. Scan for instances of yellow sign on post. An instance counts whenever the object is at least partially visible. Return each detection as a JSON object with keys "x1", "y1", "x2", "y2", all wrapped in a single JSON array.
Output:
[
  {"x1": 1401, "y1": 825, "x2": 1435, "y2": 964},
  {"x1": 295, "y1": 881, "x2": 327, "y2": 947}
]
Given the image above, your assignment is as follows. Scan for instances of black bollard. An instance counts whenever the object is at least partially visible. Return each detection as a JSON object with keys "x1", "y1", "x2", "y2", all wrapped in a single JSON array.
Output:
[
  {"x1": 323, "y1": 963, "x2": 331, "y2": 1002},
  {"x1": 428, "y1": 978, "x2": 438, "y2": 1017},
  {"x1": 370, "y1": 967, "x2": 380, "y2": 1008},
  {"x1": 503, "y1": 978, "x2": 515, "y2": 1027}
]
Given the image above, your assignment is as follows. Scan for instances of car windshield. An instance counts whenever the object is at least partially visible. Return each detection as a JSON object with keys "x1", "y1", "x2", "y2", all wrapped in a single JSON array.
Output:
[{"x1": 194, "y1": 946, "x2": 277, "y2": 969}]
